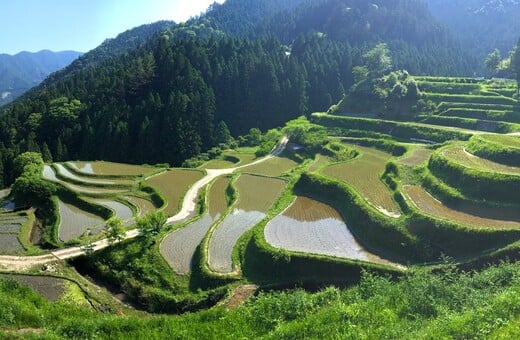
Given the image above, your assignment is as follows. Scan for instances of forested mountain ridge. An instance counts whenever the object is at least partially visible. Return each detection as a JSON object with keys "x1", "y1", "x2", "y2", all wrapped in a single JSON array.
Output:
[
  {"x1": 41, "y1": 21, "x2": 176, "y2": 86},
  {"x1": 425, "y1": 0, "x2": 520, "y2": 73},
  {"x1": 0, "y1": 0, "x2": 497, "y2": 185},
  {"x1": 0, "y1": 50, "x2": 81, "y2": 106},
  {"x1": 249, "y1": 0, "x2": 476, "y2": 75}
]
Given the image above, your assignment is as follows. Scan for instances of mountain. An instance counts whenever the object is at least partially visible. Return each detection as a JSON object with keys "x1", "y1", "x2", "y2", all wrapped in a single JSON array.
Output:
[
  {"x1": 43, "y1": 21, "x2": 175, "y2": 86},
  {"x1": 425, "y1": 0, "x2": 520, "y2": 73},
  {"x1": 0, "y1": 50, "x2": 81, "y2": 106},
  {"x1": 0, "y1": 0, "x2": 484, "y2": 184}
]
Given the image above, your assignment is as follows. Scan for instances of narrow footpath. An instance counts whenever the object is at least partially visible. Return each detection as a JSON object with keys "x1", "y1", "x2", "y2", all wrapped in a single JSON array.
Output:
[{"x1": 0, "y1": 137, "x2": 288, "y2": 271}]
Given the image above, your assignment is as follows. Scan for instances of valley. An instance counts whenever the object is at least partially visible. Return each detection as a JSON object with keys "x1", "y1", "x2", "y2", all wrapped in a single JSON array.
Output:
[{"x1": 0, "y1": 0, "x2": 520, "y2": 338}]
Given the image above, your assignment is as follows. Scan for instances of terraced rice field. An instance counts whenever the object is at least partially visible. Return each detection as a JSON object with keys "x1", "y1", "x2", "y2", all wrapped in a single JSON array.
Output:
[
  {"x1": 94, "y1": 200, "x2": 134, "y2": 221},
  {"x1": 265, "y1": 196, "x2": 371, "y2": 261},
  {"x1": 146, "y1": 169, "x2": 204, "y2": 216},
  {"x1": 54, "y1": 164, "x2": 118, "y2": 185},
  {"x1": 43, "y1": 166, "x2": 128, "y2": 195},
  {"x1": 43, "y1": 165, "x2": 59, "y2": 181},
  {"x1": 208, "y1": 175, "x2": 286, "y2": 273},
  {"x1": 161, "y1": 177, "x2": 230, "y2": 274},
  {"x1": 482, "y1": 134, "x2": 520, "y2": 148},
  {"x1": 69, "y1": 161, "x2": 157, "y2": 176},
  {"x1": 57, "y1": 199, "x2": 105, "y2": 242},
  {"x1": 442, "y1": 145, "x2": 520, "y2": 175},
  {"x1": 322, "y1": 145, "x2": 401, "y2": 218},
  {"x1": 0, "y1": 214, "x2": 28, "y2": 254},
  {"x1": 240, "y1": 155, "x2": 297, "y2": 177},
  {"x1": 0, "y1": 214, "x2": 28, "y2": 253},
  {"x1": 404, "y1": 185, "x2": 520, "y2": 228},
  {"x1": 398, "y1": 148, "x2": 433, "y2": 167},
  {"x1": 0, "y1": 275, "x2": 66, "y2": 301},
  {"x1": 126, "y1": 196, "x2": 156, "y2": 216},
  {"x1": 225, "y1": 150, "x2": 257, "y2": 166},
  {"x1": 0, "y1": 234, "x2": 23, "y2": 253},
  {"x1": 202, "y1": 159, "x2": 236, "y2": 169},
  {"x1": 309, "y1": 154, "x2": 333, "y2": 172}
]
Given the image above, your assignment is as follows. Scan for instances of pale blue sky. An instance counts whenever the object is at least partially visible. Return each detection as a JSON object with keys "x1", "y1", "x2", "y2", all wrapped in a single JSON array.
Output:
[{"x1": 0, "y1": 0, "x2": 224, "y2": 55}]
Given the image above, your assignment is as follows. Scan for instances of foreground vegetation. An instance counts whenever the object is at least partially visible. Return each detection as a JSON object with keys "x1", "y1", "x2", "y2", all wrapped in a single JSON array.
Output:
[
  {"x1": 0, "y1": 23, "x2": 518, "y2": 336},
  {"x1": 5, "y1": 262, "x2": 520, "y2": 338}
]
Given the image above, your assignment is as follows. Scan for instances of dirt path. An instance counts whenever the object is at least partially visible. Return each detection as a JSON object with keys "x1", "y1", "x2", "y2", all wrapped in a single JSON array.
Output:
[
  {"x1": 0, "y1": 137, "x2": 288, "y2": 272},
  {"x1": 222, "y1": 284, "x2": 258, "y2": 309}
]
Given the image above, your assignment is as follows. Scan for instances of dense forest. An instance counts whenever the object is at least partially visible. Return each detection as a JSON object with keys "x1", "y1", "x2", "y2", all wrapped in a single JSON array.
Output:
[
  {"x1": 0, "y1": 0, "x2": 516, "y2": 186},
  {"x1": 425, "y1": 0, "x2": 520, "y2": 74}
]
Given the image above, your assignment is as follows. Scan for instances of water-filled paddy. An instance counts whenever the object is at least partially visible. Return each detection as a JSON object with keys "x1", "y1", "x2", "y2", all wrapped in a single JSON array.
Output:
[
  {"x1": 265, "y1": 196, "x2": 371, "y2": 260},
  {"x1": 54, "y1": 164, "x2": 117, "y2": 185},
  {"x1": 43, "y1": 165, "x2": 58, "y2": 181},
  {"x1": 0, "y1": 275, "x2": 66, "y2": 301},
  {"x1": 240, "y1": 155, "x2": 297, "y2": 177},
  {"x1": 322, "y1": 145, "x2": 401, "y2": 217},
  {"x1": 94, "y1": 200, "x2": 134, "y2": 221},
  {"x1": 202, "y1": 159, "x2": 236, "y2": 169},
  {"x1": 43, "y1": 166, "x2": 127, "y2": 195},
  {"x1": 161, "y1": 177, "x2": 230, "y2": 274},
  {"x1": 0, "y1": 224, "x2": 21, "y2": 233},
  {"x1": 309, "y1": 154, "x2": 333, "y2": 172},
  {"x1": 0, "y1": 234, "x2": 23, "y2": 253},
  {"x1": 442, "y1": 146, "x2": 520, "y2": 175},
  {"x1": 69, "y1": 161, "x2": 157, "y2": 176},
  {"x1": 208, "y1": 175, "x2": 285, "y2": 273},
  {"x1": 225, "y1": 150, "x2": 257, "y2": 166},
  {"x1": 146, "y1": 169, "x2": 204, "y2": 216},
  {"x1": 398, "y1": 148, "x2": 433, "y2": 167},
  {"x1": 0, "y1": 215, "x2": 28, "y2": 225},
  {"x1": 57, "y1": 199, "x2": 105, "y2": 242},
  {"x1": 404, "y1": 185, "x2": 520, "y2": 228},
  {"x1": 126, "y1": 196, "x2": 156, "y2": 216}
]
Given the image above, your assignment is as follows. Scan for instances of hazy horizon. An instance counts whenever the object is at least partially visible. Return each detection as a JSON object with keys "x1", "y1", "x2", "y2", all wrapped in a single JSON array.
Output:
[{"x1": 0, "y1": 0, "x2": 224, "y2": 55}]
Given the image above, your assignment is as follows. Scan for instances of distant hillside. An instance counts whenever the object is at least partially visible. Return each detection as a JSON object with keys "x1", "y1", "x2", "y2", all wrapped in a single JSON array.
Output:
[
  {"x1": 425, "y1": 0, "x2": 520, "y2": 73},
  {"x1": 43, "y1": 21, "x2": 175, "y2": 86},
  {"x1": 0, "y1": 0, "x2": 496, "y2": 184},
  {"x1": 0, "y1": 50, "x2": 81, "y2": 105}
]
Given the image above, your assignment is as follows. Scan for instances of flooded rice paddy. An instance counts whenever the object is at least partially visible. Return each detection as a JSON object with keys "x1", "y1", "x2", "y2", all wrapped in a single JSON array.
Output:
[
  {"x1": 0, "y1": 214, "x2": 28, "y2": 253},
  {"x1": 94, "y1": 200, "x2": 134, "y2": 221},
  {"x1": 161, "y1": 177, "x2": 230, "y2": 274},
  {"x1": 322, "y1": 145, "x2": 401, "y2": 218},
  {"x1": 240, "y1": 155, "x2": 297, "y2": 177},
  {"x1": 442, "y1": 146, "x2": 520, "y2": 175},
  {"x1": 404, "y1": 185, "x2": 520, "y2": 228},
  {"x1": 265, "y1": 196, "x2": 371, "y2": 260},
  {"x1": 69, "y1": 161, "x2": 157, "y2": 176},
  {"x1": 125, "y1": 196, "x2": 156, "y2": 216},
  {"x1": 57, "y1": 199, "x2": 105, "y2": 242},
  {"x1": 43, "y1": 166, "x2": 127, "y2": 195},
  {"x1": 208, "y1": 175, "x2": 285, "y2": 273},
  {"x1": 398, "y1": 148, "x2": 433, "y2": 167},
  {"x1": 0, "y1": 275, "x2": 67, "y2": 301},
  {"x1": 54, "y1": 164, "x2": 117, "y2": 185},
  {"x1": 146, "y1": 169, "x2": 204, "y2": 216}
]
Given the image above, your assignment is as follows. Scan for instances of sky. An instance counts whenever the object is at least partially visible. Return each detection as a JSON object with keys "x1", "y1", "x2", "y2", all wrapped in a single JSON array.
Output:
[{"x1": 0, "y1": 0, "x2": 225, "y2": 55}]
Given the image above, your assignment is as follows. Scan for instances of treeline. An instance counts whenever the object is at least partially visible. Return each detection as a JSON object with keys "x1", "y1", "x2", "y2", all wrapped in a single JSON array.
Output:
[
  {"x1": 0, "y1": 0, "x2": 484, "y2": 185},
  {"x1": 249, "y1": 0, "x2": 476, "y2": 75},
  {"x1": 0, "y1": 34, "x2": 352, "y2": 185}
]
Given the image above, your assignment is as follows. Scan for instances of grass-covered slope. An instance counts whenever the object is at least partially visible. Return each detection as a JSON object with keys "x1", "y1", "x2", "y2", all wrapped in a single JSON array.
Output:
[{"x1": 6, "y1": 262, "x2": 520, "y2": 338}]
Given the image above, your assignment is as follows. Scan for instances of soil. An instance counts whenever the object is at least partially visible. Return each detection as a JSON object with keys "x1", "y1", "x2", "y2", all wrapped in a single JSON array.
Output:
[{"x1": 223, "y1": 284, "x2": 258, "y2": 309}]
